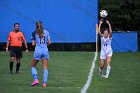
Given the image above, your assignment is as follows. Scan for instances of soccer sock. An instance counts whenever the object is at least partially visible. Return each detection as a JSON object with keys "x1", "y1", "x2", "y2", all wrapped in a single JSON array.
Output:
[
  {"x1": 106, "y1": 66, "x2": 111, "y2": 77},
  {"x1": 10, "y1": 61, "x2": 14, "y2": 71},
  {"x1": 16, "y1": 63, "x2": 20, "y2": 72},
  {"x1": 99, "y1": 67, "x2": 103, "y2": 76},
  {"x1": 43, "y1": 69, "x2": 48, "y2": 84},
  {"x1": 31, "y1": 67, "x2": 38, "y2": 80}
]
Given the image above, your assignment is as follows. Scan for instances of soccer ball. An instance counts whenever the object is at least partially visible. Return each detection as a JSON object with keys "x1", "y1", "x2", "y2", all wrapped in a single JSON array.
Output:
[{"x1": 100, "y1": 10, "x2": 108, "y2": 18}]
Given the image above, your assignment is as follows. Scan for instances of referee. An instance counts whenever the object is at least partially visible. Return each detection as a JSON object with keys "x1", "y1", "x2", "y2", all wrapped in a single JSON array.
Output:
[{"x1": 6, "y1": 23, "x2": 28, "y2": 74}]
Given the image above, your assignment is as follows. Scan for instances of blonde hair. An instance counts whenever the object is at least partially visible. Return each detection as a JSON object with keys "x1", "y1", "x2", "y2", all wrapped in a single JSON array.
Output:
[{"x1": 36, "y1": 21, "x2": 44, "y2": 38}]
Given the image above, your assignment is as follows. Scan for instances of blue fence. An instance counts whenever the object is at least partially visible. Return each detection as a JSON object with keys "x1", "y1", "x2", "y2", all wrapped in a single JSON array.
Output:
[
  {"x1": 0, "y1": 0, "x2": 98, "y2": 43},
  {"x1": 112, "y1": 32, "x2": 138, "y2": 52}
]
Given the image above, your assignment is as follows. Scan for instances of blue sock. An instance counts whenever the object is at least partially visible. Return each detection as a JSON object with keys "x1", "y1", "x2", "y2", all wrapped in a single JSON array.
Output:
[
  {"x1": 31, "y1": 67, "x2": 38, "y2": 80},
  {"x1": 43, "y1": 69, "x2": 48, "y2": 84}
]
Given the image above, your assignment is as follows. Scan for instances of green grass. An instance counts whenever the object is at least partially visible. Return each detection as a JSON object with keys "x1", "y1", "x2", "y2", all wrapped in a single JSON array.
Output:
[
  {"x1": 0, "y1": 51, "x2": 140, "y2": 93},
  {"x1": 89, "y1": 52, "x2": 140, "y2": 93}
]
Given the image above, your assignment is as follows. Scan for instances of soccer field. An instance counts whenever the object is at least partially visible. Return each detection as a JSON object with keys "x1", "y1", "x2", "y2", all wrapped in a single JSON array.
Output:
[{"x1": 0, "y1": 51, "x2": 140, "y2": 93}]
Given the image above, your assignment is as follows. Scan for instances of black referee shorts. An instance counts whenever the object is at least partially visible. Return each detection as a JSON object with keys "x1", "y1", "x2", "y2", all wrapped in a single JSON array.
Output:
[{"x1": 10, "y1": 46, "x2": 22, "y2": 58}]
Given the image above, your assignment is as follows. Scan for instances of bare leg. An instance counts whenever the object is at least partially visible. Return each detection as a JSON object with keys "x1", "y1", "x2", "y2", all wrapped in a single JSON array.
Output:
[
  {"x1": 32, "y1": 59, "x2": 38, "y2": 67},
  {"x1": 105, "y1": 56, "x2": 112, "y2": 78},
  {"x1": 42, "y1": 59, "x2": 48, "y2": 70},
  {"x1": 99, "y1": 59, "x2": 104, "y2": 76},
  {"x1": 106, "y1": 56, "x2": 112, "y2": 66}
]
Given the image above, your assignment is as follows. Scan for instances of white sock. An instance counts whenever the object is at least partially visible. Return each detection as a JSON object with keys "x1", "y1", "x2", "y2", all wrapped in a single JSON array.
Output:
[
  {"x1": 106, "y1": 66, "x2": 111, "y2": 77},
  {"x1": 99, "y1": 67, "x2": 103, "y2": 76}
]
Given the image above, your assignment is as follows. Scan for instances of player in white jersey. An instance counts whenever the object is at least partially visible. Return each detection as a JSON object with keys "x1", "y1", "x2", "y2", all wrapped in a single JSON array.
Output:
[{"x1": 96, "y1": 19, "x2": 113, "y2": 78}]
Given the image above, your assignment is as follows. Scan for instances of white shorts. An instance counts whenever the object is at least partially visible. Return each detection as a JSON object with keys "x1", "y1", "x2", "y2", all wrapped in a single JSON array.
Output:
[{"x1": 100, "y1": 49, "x2": 113, "y2": 60}]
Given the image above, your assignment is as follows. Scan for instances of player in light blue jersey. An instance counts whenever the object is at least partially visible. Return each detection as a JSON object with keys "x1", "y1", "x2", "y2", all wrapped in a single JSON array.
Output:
[
  {"x1": 31, "y1": 21, "x2": 51, "y2": 87},
  {"x1": 97, "y1": 19, "x2": 113, "y2": 78}
]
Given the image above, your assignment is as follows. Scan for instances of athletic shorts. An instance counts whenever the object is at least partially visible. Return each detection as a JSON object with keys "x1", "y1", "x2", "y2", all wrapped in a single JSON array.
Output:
[
  {"x1": 100, "y1": 49, "x2": 113, "y2": 60},
  {"x1": 10, "y1": 46, "x2": 22, "y2": 58},
  {"x1": 33, "y1": 48, "x2": 49, "y2": 60}
]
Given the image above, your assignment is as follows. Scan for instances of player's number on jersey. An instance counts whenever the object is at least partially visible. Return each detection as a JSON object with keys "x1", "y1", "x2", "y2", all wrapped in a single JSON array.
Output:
[
  {"x1": 40, "y1": 37, "x2": 45, "y2": 44},
  {"x1": 104, "y1": 42, "x2": 107, "y2": 46}
]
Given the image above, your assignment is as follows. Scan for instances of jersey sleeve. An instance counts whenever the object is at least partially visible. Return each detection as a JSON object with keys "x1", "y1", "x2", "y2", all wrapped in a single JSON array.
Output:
[
  {"x1": 44, "y1": 30, "x2": 50, "y2": 39},
  {"x1": 47, "y1": 31, "x2": 50, "y2": 39},
  {"x1": 46, "y1": 30, "x2": 50, "y2": 39},
  {"x1": 21, "y1": 32, "x2": 26, "y2": 41},
  {"x1": 31, "y1": 31, "x2": 36, "y2": 41}
]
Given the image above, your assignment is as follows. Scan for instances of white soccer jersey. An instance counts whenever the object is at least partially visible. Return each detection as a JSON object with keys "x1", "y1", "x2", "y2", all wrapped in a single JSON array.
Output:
[{"x1": 100, "y1": 35, "x2": 113, "y2": 59}]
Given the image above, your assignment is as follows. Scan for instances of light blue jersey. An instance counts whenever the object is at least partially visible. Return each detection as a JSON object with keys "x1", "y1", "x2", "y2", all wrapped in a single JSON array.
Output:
[{"x1": 31, "y1": 30, "x2": 50, "y2": 60}]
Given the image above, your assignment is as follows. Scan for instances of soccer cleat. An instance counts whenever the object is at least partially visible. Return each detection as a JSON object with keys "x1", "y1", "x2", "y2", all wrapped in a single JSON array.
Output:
[
  {"x1": 31, "y1": 80, "x2": 39, "y2": 86},
  {"x1": 102, "y1": 75, "x2": 108, "y2": 78},
  {"x1": 42, "y1": 83, "x2": 47, "y2": 87},
  {"x1": 99, "y1": 73, "x2": 103, "y2": 77},
  {"x1": 99, "y1": 74, "x2": 104, "y2": 77}
]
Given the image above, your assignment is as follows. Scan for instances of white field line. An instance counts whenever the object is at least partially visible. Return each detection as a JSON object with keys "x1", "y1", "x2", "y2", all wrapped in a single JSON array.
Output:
[{"x1": 80, "y1": 52, "x2": 98, "y2": 93}]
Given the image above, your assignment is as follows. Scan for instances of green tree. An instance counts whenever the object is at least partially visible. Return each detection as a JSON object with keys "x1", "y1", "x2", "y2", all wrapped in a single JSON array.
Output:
[{"x1": 99, "y1": 0, "x2": 140, "y2": 31}]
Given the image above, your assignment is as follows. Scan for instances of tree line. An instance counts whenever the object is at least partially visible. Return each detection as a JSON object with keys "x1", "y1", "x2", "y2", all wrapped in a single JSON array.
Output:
[{"x1": 99, "y1": 0, "x2": 140, "y2": 31}]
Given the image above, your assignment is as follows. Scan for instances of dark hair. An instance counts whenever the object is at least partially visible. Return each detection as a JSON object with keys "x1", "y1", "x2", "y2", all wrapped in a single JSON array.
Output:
[
  {"x1": 38, "y1": 20, "x2": 42, "y2": 24},
  {"x1": 14, "y1": 23, "x2": 20, "y2": 27},
  {"x1": 103, "y1": 28, "x2": 109, "y2": 33}
]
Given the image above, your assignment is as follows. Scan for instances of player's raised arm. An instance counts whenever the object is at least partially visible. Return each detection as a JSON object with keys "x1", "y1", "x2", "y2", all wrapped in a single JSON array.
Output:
[
  {"x1": 98, "y1": 20, "x2": 103, "y2": 37},
  {"x1": 106, "y1": 20, "x2": 112, "y2": 38}
]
